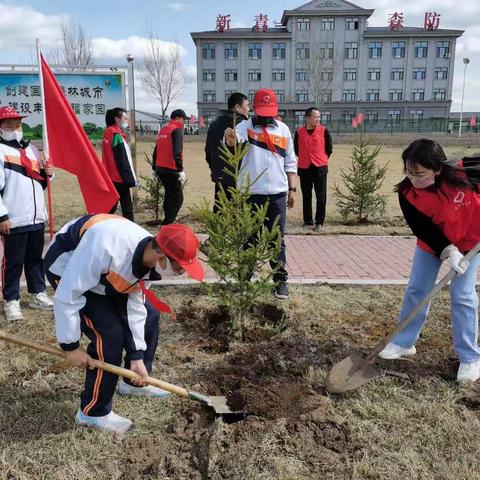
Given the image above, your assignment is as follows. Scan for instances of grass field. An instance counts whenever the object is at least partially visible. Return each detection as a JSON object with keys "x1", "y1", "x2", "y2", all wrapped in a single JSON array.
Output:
[{"x1": 48, "y1": 137, "x2": 478, "y2": 236}]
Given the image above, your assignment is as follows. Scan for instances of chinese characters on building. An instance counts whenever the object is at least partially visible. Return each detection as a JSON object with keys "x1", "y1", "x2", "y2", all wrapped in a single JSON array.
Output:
[
  {"x1": 253, "y1": 13, "x2": 269, "y2": 32},
  {"x1": 424, "y1": 11, "x2": 441, "y2": 30},
  {"x1": 388, "y1": 12, "x2": 404, "y2": 31},
  {"x1": 215, "y1": 14, "x2": 231, "y2": 32}
]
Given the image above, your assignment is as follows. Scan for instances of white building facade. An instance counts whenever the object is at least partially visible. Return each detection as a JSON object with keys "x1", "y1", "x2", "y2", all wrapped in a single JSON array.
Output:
[{"x1": 190, "y1": 0, "x2": 463, "y2": 130}]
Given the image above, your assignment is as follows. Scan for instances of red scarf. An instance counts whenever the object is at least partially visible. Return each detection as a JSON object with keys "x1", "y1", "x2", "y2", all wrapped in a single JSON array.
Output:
[
  {"x1": 20, "y1": 149, "x2": 45, "y2": 182},
  {"x1": 139, "y1": 281, "x2": 176, "y2": 320}
]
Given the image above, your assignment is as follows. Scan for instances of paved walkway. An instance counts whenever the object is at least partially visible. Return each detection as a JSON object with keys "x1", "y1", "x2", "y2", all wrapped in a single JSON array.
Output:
[{"x1": 12, "y1": 235, "x2": 478, "y2": 287}]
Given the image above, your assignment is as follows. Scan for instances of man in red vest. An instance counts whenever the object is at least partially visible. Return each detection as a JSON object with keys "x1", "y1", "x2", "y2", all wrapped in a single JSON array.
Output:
[
  {"x1": 102, "y1": 108, "x2": 137, "y2": 221},
  {"x1": 294, "y1": 107, "x2": 333, "y2": 230},
  {"x1": 153, "y1": 110, "x2": 187, "y2": 224}
]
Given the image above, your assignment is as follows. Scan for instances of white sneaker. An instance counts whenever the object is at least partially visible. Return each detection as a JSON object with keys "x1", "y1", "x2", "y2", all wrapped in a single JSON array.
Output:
[
  {"x1": 457, "y1": 359, "x2": 480, "y2": 382},
  {"x1": 29, "y1": 292, "x2": 54, "y2": 311},
  {"x1": 75, "y1": 409, "x2": 132, "y2": 433},
  {"x1": 118, "y1": 380, "x2": 170, "y2": 398},
  {"x1": 4, "y1": 300, "x2": 23, "y2": 321},
  {"x1": 378, "y1": 342, "x2": 417, "y2": 360}
]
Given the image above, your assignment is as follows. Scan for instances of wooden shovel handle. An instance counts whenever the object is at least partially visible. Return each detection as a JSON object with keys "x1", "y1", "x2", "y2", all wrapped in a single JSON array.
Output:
[
  {"x1": 0, "y1": 330, "x2": 190, "y2": 398},
  {"x1": 367, "y1": 242, "x2": 480, "y2": 363}
]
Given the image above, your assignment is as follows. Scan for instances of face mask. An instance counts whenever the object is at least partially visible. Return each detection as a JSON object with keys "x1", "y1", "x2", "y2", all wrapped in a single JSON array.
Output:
[
  {"x1": 407, "y1": 174, "x2": 436, "y2": 189},
  {"x1": 155, "y1": 257, "x2": 183, "y2": 277},
  {"x1": 0, "y1": 128, "x2": 23, "y2": 142},
  {"x1": 121, "y1": 122, "x2": 129, "y2": 130}
]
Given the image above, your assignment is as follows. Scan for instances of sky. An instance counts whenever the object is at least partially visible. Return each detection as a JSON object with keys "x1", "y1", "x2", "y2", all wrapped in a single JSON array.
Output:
[{"x1": 0, "y1": 0, "x2": 479, "y2": 115}]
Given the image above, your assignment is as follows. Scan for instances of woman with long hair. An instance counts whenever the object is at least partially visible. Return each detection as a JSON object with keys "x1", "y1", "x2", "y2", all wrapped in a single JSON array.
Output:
[{"x1": 379, "y1": 138, "x2": 480, "y2": 382}]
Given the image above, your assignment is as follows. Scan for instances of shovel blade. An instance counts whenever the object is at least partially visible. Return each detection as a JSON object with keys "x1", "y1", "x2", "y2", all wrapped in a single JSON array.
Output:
[
  {"x1": 209, "y1": 396, "x2": 234, "y2": 414},
  {"x1": 325, "y1": 353, "x2": 381, "y2": 394}
]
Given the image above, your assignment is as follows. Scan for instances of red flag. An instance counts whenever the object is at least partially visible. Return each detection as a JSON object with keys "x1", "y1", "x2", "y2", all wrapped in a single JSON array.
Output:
[
  {"x1": 199, "y1": 116, "x2": 205, "y2": 128},
  {"x1": 470, "y1": 115, "x2": 476, "y2": 127},
  {"x1": 352, "y1": 117, "x2": 358, "y2": 128},
  {"x1": 190, "y1": 114, "x2": 197, "y2": 124},
  {"x1": 356, "y1": 112, "x2": 365, "y2": 125},
  {"x1": 40, "y1": 54, "x2": 119, "y2": 213}
]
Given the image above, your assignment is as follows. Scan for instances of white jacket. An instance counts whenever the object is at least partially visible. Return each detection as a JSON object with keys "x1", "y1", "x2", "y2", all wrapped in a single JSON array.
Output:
[
  {"x1": 235, "y1": 118, "x2": 297, "y2": 195},
  {"x1": 0, "y1": 141, "x2": 48, "y2": 229}
]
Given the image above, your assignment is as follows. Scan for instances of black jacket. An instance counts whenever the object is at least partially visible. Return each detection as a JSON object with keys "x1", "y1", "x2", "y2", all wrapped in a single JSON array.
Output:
[{"x1": 205, "y1": 111, "x2": 247, "y2": 186}]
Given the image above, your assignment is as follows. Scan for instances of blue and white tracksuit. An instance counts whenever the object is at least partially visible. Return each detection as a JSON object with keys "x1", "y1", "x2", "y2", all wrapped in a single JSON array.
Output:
[{"x1": 44, "y1": 214, "x2": 163, "y2": 416}]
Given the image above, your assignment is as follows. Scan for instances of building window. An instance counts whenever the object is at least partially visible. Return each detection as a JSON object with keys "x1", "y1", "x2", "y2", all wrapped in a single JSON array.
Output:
[
  {"x1": 273, "y1": 69, "x2": 286, "y2": 81},
  {"x1": 248, "y1": 91, "x2": 255, "y2": 103},
  {"x1": 248, "y1": 43, "x2": 262, "y2": 60},
  {"x1": 320, "y1": 42, "x2": 334, "y2": 59},
  {"x1": 365, "y1": 110, "x2": 378, "y2": 124},
  {"x1": 411, "y1": 89, "x2": 425, "y2": 101},
  {"x1": 274, "y1": 90, "x2": 285, "y2": 102},
  {"x1": 272, "y1": 42, "x2": 286, "y2": 59},
  {"x1": 391, "y1": 68, "x2": 404, "y2": 81},
  {"x1": 410, "y1": 110, "x2": 423, "y2": 122},
  {"x1": 367, "y1": 89, "x2": 380, "y2": 101},
  {"x1": 203, "y1": 69, "x2": 216, "y2": 82},
  {"x1": 436, "y1": 41, "x2": 450, "y2": 58},
  {"x1": 413, "y1": 68, "x2": 426, "y2": 80},
  {"x1": 342, "y1": 90, "x2": 356, "y2": 101},
  {"x1": 368, "y1": 69, "x2": 381, "y2": 81},
  {"x1": 320, "y1": 111, "x2": 331, "y2": 123},
  {"x1": 295, "y1": 111, "x2": 305, "y2": 128},
  {"x1": 392, "y1": 41, "x2": 406, "y2": 58},
  {"x1": 389, "y1": 89, "x2": 403, "y2": 101},
  {"x1": 296, "y1": 43, "x2": 310, "y2": 59},
  {"x1": 415, "y1": 41, "x2": 428, "y2": 58},
  {"x1": 203, "y1": 111, "x2": 217, "y2": 127},
  {"x1": 224, "y1": 90, "x2": 234, "y2": 102},
  {"x1": 343, "y1": 110, "x2": 356, "y2": 123},
  {"x1": 224, "y1": 43, "x2": 238, "y2": 60},
  {"x1": 296, "y1": 69, "x2": 307, "y2": 81},
  {"x1": 322, "y1": 90, "x2": 332, "y2": 102},
  {"x1": 344, "y1": 42, "x2": 358, "y2": 59},
  {"x1": 202, "y1": 43, "x2": 215, "y2": 60},
  {"x1": 296, "y1": 91, "x2": 309, "y2": 102},
  {"x1": 320, "y1": 70, "x2": 333, "y2": 82},
  {"x1": 297, "y1": 18, "x2": 310, "y2": 31},
  {"x1": 248, "y1": 69, "x2": 261, "y2": 81},
  {"x1": 224, "y1": 69, "x2": 237, "y2": 82},
  {"x1": 203, "y1": 90, "x2": 216, "y2": 102},
  {"x1": 369, "y1": 42, "x2": 382, "y2": 59},
  {"x1": 344, "y1": 69, "x2": 357, "y2": 81},
  {"x1": 434, "y1": 67, "x2": 448, "y2": 80},
  {"x1": 433, "y1": 89, "x2": 446, "y2": 100},
  {"x1": 321, "y1": 18, "x2": 335, "y2": 30},
  {"x1": 345, "y1": 18, "x2": 359, "y2": 30},
  {"x1": 388, "y1": 110, "x2": 401, "y2": 125}
]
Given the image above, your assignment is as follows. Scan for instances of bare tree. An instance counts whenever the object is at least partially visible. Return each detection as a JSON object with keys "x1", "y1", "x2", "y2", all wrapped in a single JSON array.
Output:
[
  {"x1": 139, "y1": 33, "x2": 185, "y2": 118},
  {"x1": 50, "y1": 19, "x2": 94, "y2": 68}
]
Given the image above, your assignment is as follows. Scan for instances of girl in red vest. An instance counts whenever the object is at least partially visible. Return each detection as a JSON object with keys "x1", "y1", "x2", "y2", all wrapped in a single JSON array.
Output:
[{"x1": 380, "y1": 139, "x2": 480, "y2": 382}]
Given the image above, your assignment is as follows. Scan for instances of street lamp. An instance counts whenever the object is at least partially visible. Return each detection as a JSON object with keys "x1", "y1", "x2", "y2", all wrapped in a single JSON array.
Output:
[
  {"x1": 126, "y1": 54, "x2": 137, "y2": 198},
  {"x1": 458, "y1": 57, "x2": 470, "y2": 138}
]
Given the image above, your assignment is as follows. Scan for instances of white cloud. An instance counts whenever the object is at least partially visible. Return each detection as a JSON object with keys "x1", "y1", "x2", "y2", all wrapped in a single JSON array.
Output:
[
  {"x1": 0, "y1": 3, "x2": 64, "y2": 51},
  {"x1": 165, "y1": 2, "x2": 191, "y2": 13},
  {"x1": 91, "y1": 36, "x2": 187, "y2": 61}
]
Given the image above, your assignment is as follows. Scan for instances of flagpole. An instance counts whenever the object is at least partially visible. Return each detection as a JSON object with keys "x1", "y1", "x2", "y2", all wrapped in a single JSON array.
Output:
[{"x1": 36, "y1": 39, "x2": 54, "y2": 240}]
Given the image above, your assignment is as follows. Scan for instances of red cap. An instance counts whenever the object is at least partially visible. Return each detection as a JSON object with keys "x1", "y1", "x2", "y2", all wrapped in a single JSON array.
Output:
[
  {"x1": 253, "y1": 89, "x2": 278, "y2": 117},
  {"x1": 155, "y1": 224, "x2": 205, "y2": 282},
  {"x1": 0, "y1": 106, "x2": 26, "y2": 121}
]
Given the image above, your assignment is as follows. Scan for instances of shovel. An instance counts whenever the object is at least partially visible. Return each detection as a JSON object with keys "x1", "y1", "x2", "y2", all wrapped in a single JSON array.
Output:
[
  {"x1": 0, "y1": 330, "x2": 243, "y2": 419},
  {"x1": 326, "y1": 243, "x2": 480, "y2": 394}
]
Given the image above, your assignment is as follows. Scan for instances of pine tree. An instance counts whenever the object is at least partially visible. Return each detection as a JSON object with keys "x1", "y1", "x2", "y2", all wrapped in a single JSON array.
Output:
[
  {"x1": 194, "y1": 134, "x2": 281, "y2": 341},
  {"x1": 334, "y1": 132, "x2": 388, "y2": 223},
  {"x1": 139, "y1": 150, "x2": 164, "y2": 225}
]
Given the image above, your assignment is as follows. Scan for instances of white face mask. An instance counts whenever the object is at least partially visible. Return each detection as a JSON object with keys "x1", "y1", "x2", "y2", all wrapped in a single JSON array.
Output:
[
  {"x1": 121, "y1": 122, "x2": 129, "y2": 130},
  {"x1": 0, "y1": 128, "x2": 23, "y2": 142},
  {"x1": 155, "y1": 257, "x2": 183, "y2": 277}
]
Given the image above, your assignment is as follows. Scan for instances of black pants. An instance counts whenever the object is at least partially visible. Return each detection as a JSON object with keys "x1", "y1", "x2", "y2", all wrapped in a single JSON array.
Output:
[
  {"x1": 109, "y1": 182, "x2": 134, "y2": 222},
  {"x1": 299, "y1": 165, "x2": 328, "y2": 226},
  {"x1": 158, "y1": 172, "x2": 183, "y2": 224},
  {"x1": 2, "y1": 228, "x2": 46, "y2": 301},
  {"x1": 248, "y1": 193, "x2": 288, "y2": 283},
  {"x1": 213, "y1": 182, "x2": 235, "y2": 213}
]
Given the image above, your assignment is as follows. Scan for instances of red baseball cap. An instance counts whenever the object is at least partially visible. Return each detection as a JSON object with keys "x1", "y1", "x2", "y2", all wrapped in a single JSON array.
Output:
[
  {"x1": 253, "y1": 88, "x2": 278, "y2": 117},
  {"x1": 155, "y1": 224, "x2": 205, "y2": 282},
  {"x1": 0, "y1": 106, "x2": 26, "y2": 121}
]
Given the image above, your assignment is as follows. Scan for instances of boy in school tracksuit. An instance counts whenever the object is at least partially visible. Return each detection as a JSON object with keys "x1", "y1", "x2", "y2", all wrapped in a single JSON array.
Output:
[
  {"x1": 44, "y1": 214, "x2": 204, "y2": 433},
  {"x1": 0, "y1": 106, "x2": 54, "y2": 321}
]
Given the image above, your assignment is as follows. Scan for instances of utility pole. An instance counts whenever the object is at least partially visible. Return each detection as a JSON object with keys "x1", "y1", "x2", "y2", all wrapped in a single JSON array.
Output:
[
  {"x1": 458, "y1": 57, "x2": 470, "y2": 138},
  {"x1": 126, "y1": 54, "x2": 138, "y2": 201}
]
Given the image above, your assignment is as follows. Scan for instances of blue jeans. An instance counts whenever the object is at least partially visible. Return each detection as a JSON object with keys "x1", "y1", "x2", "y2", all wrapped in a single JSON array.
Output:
[{"x1": 393, "y1": 246, "x2": 480, "y2": 364}]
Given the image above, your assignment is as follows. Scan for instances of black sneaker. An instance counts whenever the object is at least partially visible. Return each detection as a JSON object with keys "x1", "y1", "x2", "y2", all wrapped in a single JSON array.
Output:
[{"x1": 274, "y1": 281, "x2": 289, "y2": 300}]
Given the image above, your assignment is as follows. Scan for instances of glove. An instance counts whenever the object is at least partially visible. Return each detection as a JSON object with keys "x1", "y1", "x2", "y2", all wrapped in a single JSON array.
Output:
[
  {"x1": 440, "y1": 244, "x2": 470, "y2": 275},
  {"x1": 178, "y1": 171, "x2": 187, "y2": 185}
]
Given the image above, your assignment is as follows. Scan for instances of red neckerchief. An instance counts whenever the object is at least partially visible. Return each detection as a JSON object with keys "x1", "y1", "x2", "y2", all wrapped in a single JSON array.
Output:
[
  {"x1": 111, "y1": 125, "x2": 127, "y2": 141},
  {"x1": 20, "y1": 149, "x2": 44, "y2": 182},
  {"x1": 261, "y1": 127, "x2": 279, "y2": 156},
  {"x1": 139, "y1": 280, "x2": 176, "y2": 320}
]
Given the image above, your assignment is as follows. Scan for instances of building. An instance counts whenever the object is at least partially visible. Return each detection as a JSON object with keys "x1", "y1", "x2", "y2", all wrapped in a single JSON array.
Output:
[{"x1": 190, "y1": 0, "x2": 463, "y2": 130}]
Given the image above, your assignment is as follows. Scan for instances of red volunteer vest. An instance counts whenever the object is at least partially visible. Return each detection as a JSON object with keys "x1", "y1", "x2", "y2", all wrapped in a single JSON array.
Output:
[
  {"x1": 155, "y1": 120, "x2": 183, "y2": 170},
  {"x1": 102, "y1": 126, "x2": 127, "y2": 183},
  {"x1": 404, "y1": 183, "x2": 480, "y2": 254},
  {"x1": 297, "y1": 125, "x2": 328, "y2": 169}
]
